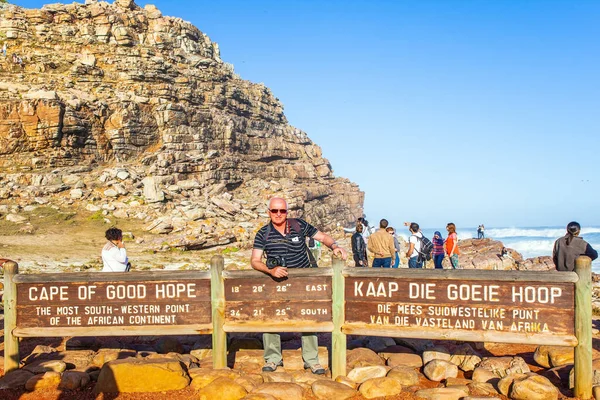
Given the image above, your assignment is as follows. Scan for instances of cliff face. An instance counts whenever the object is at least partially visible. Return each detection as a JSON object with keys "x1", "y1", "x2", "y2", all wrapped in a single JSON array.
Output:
[{"x1": 0, "y1": 0, "x2": 364, "y2": 250}]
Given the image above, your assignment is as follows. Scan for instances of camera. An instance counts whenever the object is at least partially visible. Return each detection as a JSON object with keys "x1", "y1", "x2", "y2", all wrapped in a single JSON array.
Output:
[{"x1": 266, "y1": 255, "x2": 286, "y2": 269}]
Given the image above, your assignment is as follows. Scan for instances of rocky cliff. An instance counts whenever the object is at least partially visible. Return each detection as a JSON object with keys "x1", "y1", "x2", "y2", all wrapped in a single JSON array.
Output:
[{"x1": 0, "y1": 0, "x2": 363, "y2": 251}]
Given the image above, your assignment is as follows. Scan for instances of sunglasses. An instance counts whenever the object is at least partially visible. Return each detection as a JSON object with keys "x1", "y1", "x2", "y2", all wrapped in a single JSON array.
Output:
[{"x1": 269, "y1": 209, "x2": 288, "y2": 214}]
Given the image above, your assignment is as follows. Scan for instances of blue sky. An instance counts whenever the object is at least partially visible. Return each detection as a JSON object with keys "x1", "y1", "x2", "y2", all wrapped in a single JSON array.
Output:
[{"x1": 14, "y1": 0, "x2": 600, "y2": 229}]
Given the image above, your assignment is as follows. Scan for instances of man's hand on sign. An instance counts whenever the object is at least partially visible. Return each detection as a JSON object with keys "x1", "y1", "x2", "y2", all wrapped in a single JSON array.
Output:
[
  {"x1": 333, "y1": 247, "x2": 348, "y2": 260},
  {"x1": 269, "y1": 266, "x2": 288, "y2": 278}
]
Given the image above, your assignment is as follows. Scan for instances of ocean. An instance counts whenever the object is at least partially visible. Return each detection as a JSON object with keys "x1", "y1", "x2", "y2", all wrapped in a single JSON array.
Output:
[{"x1": 396, "y1": 226, "x2": 600, "y2": 273}]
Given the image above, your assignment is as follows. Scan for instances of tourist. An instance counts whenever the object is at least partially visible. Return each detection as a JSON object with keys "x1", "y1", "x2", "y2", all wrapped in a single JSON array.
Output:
[
  {"x1": 553, "y1": 221, "x2": 598, "y2": 271},
  {"x1": 2, "y1": 42, "x2": 6, "y2": 57},
  {"x1": 351, "y1": 222, "x2": 368, "y2": 267},
  {"x1": 445, "y1": 223, "x2": 460, "y2": 269},
  {"x1": 101, "y1": 227, "x2": 131, "y2": 272},
  {"x1": 432, "y1": 231, "x2": 445, "y2": 269},
  {"x1": 477, "y1": 224, "x2": 484, "y2": 239},
  {"x1": 250, "y1": 197, "x2": 347, "y2": 374},
  {"x1": 358, "y1": 217, "x2": 372, "y2": 242},
  {"x1": 386, "y1": 226, "x2": 401, "y2": 268},
  {"x1": 367, "y1": 219, "x2": 396, "y2": 268},
  {"x1": 406, "y1": 222, "x2": 423, "y2": 269}
]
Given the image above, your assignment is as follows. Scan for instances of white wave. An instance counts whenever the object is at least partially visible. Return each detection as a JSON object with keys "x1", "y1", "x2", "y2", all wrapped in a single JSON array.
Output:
[
  {"x1": 486, "y1": 227, "x2": 600, "y2": 238},
  {"x1": 502, "y1": 239, "x2": 554, "y2": 258}
]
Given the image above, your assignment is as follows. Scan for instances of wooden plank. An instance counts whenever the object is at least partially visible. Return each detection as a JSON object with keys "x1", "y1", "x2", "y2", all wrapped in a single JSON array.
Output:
[
  {"x1": 344, "y1": 277, "x2": 575, "y2": 342},
  {"x1": 331, "y1": 258, "x2": 347, "y2": 378},
  {"x1": 343, "y1": 268, "x2": 579, "y2": 283},
  {"x1": 16, "y1": 279, "x2": 212, "y2": 328},
  {"x1": 341, "y1": 323, "x2": 578, "y2": 347},
  {"x1": 3, "y1": 261, "x2": 19, "y2": 373},
  {"x1": 574, "y1": 256, "x2": 593, "y2": 399},
  {"x1": 225, "y1": 276, "x2": 331, "y2": 301},
  {"x1": 14, "y1": 324, "x2": 213, "y2": 338},
  {"x1": 223, "y1": 268, "x2": 333, "y2": 279},
  {"x1": 226, "y1": 300, "x2": 331, "y2": 323},
  {"x1": 223, "y1": 321, "x2": 334, "y2": 333},
  {"x1": 211, "y1": 256, "x2": 227, "y2": 369},
  {"x1": 13, "y1": 270, "x2": 211, "y2": 283}
]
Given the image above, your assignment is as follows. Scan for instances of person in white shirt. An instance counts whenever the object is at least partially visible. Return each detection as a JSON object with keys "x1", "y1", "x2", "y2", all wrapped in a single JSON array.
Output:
[
  {"x1": 101, "y1": 227, "x2": 130, "y2": 272},
  {"x1": 405, "y1": 222, "x2": 423, "y2": 269}
]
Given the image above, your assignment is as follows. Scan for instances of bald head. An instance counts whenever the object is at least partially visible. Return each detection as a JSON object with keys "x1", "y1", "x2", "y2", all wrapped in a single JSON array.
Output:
[{"x1": 268, "y1": 197, "x2": 288, "y2": 210}]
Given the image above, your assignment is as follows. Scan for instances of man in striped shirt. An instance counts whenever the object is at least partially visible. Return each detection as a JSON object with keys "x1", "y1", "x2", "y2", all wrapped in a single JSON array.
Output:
[{"x1": 251, "y1": 197, "x2": 347, "y2": 374}]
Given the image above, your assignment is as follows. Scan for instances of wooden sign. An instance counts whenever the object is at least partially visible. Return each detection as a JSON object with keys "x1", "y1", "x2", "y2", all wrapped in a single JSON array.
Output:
[
  {"x1": 224, "y1": 274, "x2": 332, "y2": 325},
  {"x1": 345, "y1": 277, "x2": 574, "y2": 341},
  {"x1": 16, "y1": 278, "x2": 211, "y2": 328}
]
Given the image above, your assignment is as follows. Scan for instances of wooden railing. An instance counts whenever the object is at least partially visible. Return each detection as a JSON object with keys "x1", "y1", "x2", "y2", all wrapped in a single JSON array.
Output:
[{"x1": 3, "y1": 256, "x2": 593, "y2": 399}]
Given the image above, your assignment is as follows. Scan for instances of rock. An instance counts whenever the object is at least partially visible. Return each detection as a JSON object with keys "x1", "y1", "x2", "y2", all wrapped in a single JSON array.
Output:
[
  {"x1": 449, "y1": 343, "x2": 482, "y2": 371},
  {"x1": 386, "y1": 366, "x2": 420, "y2": 386},
  {"x1": 116, "y1": 170, "x2": 130, "y2": 180},
  {"x1": 478, "y1": 356, "x2": 530, "y2": 378},
  {"x1": 385, "y1": 352, "x2": 423, "y2": 368},
  {"x1": 569, "y1": 358, "x2": 600, "y2": 388},
  {"x1": 362, "y1": 336, "x2": 396, "y2": 352},
  {"x1": 415, "y1": 387, "x2": 469, "y2": 400},
  {"x1": 534, "y1": 345, "x2": 574, "y2": 368},
  {"x1": 142, "y1": 177, "x2": 165, "y2": 203},
  {"x1": 242, "y1": 394, "x2": 278, "y2": 400},
  {"x1": 58, "y1": 371, "x2": 91, "y2": 390},
  {"x1": 334, "y1": 375, "x2": 358, "y2": 389},
  {"x1": 189, "y1": 368, "x2": 240, "y2": 389},
  {"x1": 86, "y1": 203, "x2": 101, "y2": 212},
  {"x1": 497, "y1": 373, "x2": 528, "y2": 396},
  {"x1": 358, "y1": 377, "x2": 402, "y2": 399},
  {"x1": 346, "y1": 348, "x2": 384, "y2": 369},
  {"x1": 422, "y1": 346, "x2": 451, "y2": 364},
  {"x1": 345, "y1": 365, "x2": 387, "y2": 384},
  {"x1": 510, "y1": 374, "x2": 559, "y2": 400},
  {"x1": 92, "y1": 349, "x2": 137, "y2": 367},
  {"x1": 198, "y1": 377, "x2": 247, "y2": 400},
  {"x1": 70, "y1": 188, "x2": 84, "y2": 199},
  {"x1": 234, "y1": 374, "x2": 264, "y2": 392},
  {"x1": 94, "y1": 358, "x2": 190, "y2": 393},
  {"x1": 251, "y1": 382, "x2": 304, "y2": 400},
  {"x1": 6, "y1": 213, "x2": 27, "y2": 223},
  {"x1": 472, "y1": 367, "x2": 499, "y2": 383},
  {"x1": 468, "y1": 381, "x2": 498, "y2": 396},
  {"x1": 0, "y1": 369, "x2": 35, "y2": 389},
  {"x1": 261, "y1": 372, "x2": 293, "y2": 383},
  {"x1": 311, "y1": 379, "x2": 357, "y2": 400},
  {"x1": 154, "y1": 336, "x2": 183, "y2": 354},
  {"x1": 423, "y1": 359, "x2": 458, "y2": 381},
  {"x1": 145, "y1": 217, "x2": 173, "y2": 234},
  {"x1": 24, "y1": 360, "x2": 67, "y2": 374},
  {"x1": 594, "y1": 385, "x2": 600, "y2": 400},
  {"x1": 25, "y1": 371, "x2": 61, "y2": 391},
  {"x1": 104, "y1": 188, "x2": 118, "y2": 197}
]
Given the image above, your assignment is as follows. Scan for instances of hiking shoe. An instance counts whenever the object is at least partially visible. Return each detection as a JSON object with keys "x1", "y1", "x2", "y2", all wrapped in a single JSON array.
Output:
[
  {"x1": 262, "y1": 360, "x2": 283, "y2": 372},
  {"x1": 304, "y1": 363, "x2": 326, "y2": 375}
]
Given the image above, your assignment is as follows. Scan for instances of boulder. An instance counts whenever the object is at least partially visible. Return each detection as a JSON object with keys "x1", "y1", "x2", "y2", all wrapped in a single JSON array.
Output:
[
  {"x1": 24, "y1": 360, "x2": 67, "y2": 374},
  {"x1": 358, "y1": 377, "x2": 402, "y2": 399},
  {"x1": 468, "y1": 381, "x2": 498, "y2": 396},
  {"x1": 94, "y1": 357, "x2": 190, "y2": 393},
  {"x1": 478, "y1": 356, "x2": 530, "y2": 378},
  {"x1": 346, "y1": 348, "x2": 384, "y2": 369},
  {"x1": 0, "y1": 369, "x2": 35, "y2": 389},
  {"x1": 510, "y1": 374, "x2": 559, "y2": 400},
  {"x1": 497, "y1": 373, "x2": 528, "y2": 396},
  {"x1": 190, "y1": 368, "x2": 240, "y2": 389},
  {"x1": 197, "y1": 377, "x2": 247, "y2": 400},
  {"x1": 423, "y1": 359, "x2": 458, "y2": 381},
  {"x1": 58, "y1": 371, "x2": 91, "y2": 390},
  {"x1": 386, "y1": 366, "x2": 420, "y2": 386},
  {"x1": 261, "y1": 372, "x2": 293, "y2": 383},
  {"x1": 251, "y1": 382, "x2": 304, "y2": 400},
  {"x1": 242, "y1": 394, "x2": 278, "y2": 400},
  {"x1": 142, "y1": 177, "x2": 164, "y2": 203},
  {"x1": 422, "y1": 346, "x2": 451, "y2": 364},
  {"x1": 347, "y1": 365, "x2": 387, "y2": 384},
  {"x1": 534, "y1": 345, "x2": 574, "y2": 368},
  {"x1": 25, "y1": 371, "x2": 61, "y2": 391},
  {"x1": 449, "y1": 343, "x2": 481, "y2": 371},
  {"x1": 385, "y1": 352, "x2": 423, "y2": 368},
  {"x1": 415, "y1": 387, "x2": 469, "y2": 400},
  {"x1": 472, "y1": 366, "x2": 499, "y2": 383},
  {"x1": 311, "y1": 379, "x2": 357, "y2": 400}
]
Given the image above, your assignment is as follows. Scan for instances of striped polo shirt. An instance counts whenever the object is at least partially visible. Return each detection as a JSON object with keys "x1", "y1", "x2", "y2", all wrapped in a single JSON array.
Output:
[{"x1": 253, "y1": 218, "x2": 318, "y2": 268}]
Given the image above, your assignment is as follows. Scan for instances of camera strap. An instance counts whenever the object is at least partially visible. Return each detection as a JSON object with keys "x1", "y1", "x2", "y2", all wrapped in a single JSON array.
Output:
[{"x1": 264, "y1": 219, "x2": 318, "y2": 268}]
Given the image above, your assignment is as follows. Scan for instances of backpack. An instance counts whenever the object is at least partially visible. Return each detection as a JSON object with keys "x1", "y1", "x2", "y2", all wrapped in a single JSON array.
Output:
[
  {"x1": 308, "y1": 237, "x2": 316, "y2": 248},
  {"x1": 413, "y1": 234, "x2": 433, "y2": 262}
]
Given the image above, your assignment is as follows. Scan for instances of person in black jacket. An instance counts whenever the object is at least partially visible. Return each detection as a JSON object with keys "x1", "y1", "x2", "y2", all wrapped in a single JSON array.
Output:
[
  {"x1": 553, "y1": 221, "x2": 598, "y2": 271},
  {"x1": 352, "y1": 223, "x2": 368, "y2": 267}
]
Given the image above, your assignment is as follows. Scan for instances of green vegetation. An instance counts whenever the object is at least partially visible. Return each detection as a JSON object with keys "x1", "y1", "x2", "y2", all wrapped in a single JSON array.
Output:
[
  {"x1": 221, "y1": 246, "x2": 240, "y2": 255},
  {"x1": 88, "y1": 210, "x2": 105, "y2": 221},
  {"x1": 31, "y1": 206, "x2": 76, "y2": 224}
]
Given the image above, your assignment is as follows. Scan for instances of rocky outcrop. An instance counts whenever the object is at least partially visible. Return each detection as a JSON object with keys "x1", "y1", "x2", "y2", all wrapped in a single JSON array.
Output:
[{"x1": 0, "y1": 0, "x2": 363, "y2": 251}]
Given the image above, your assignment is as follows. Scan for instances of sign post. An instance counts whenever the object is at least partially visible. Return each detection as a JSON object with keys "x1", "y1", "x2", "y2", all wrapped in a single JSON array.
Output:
[
  {"x1": 211, "y1": 255, "x2": 227, "y2": 369},
  {"x1": 574, "y1": 256, "x2": 592, "y2": 399},
  {"x1": 331, "y1": 257, "x2": 346, "y2": 378},
  {"x1": 3, "y1": 261, "x2": 19, "y2": 373}
]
